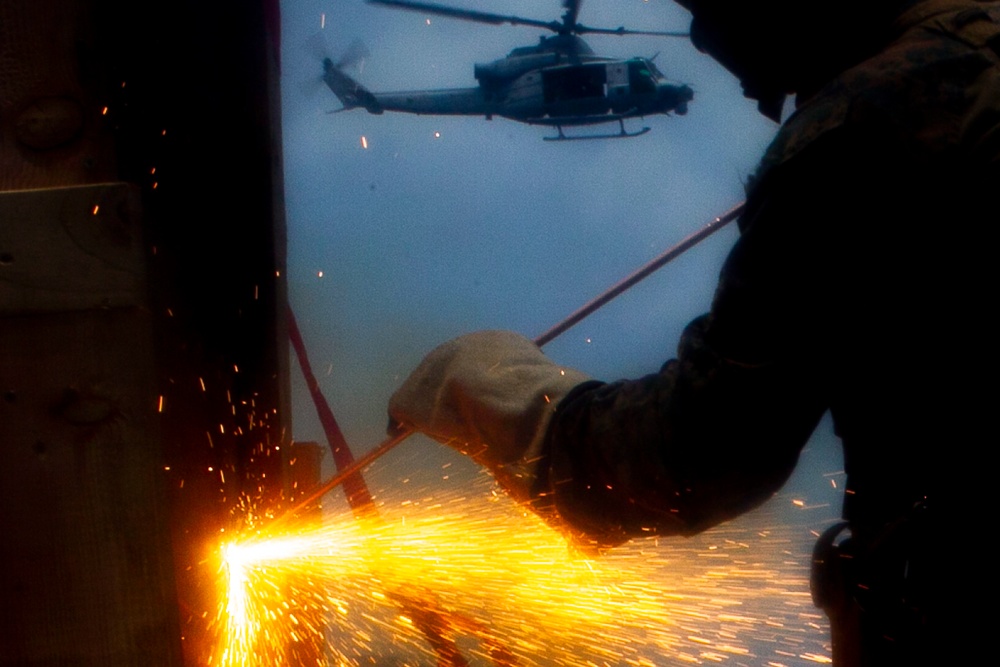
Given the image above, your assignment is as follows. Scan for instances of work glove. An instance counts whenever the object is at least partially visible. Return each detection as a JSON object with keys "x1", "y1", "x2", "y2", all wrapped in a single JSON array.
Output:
[{"x1": 388, "y1": 330, "x2": 590, "y2": 504}]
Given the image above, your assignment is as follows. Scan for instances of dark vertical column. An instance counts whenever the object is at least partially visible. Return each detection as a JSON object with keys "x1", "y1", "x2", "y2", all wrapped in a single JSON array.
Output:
[
  {"x1": 0, "y1": 183, "x2": 183, "y2": 666},
  {"x1": 0, "y1": 0, "x2": 290, "y2": 664}
]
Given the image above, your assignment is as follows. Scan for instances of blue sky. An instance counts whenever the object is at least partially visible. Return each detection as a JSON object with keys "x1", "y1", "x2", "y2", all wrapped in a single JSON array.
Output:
[{"x1": 279, "y1": 2, "x2": 845, "y2": 663}]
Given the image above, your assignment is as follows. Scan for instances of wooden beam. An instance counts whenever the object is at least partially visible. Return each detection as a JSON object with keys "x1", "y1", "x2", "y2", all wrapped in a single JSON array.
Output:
[
  {"x1": 0, "y1": 0, "x2": 289, "y2": 664},
  {"x1": 0, "y1": 184, "x2": 183, "y2": 664}
]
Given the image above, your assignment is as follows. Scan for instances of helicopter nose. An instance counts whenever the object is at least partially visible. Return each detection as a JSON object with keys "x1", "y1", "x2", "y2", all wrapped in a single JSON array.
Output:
[{"x1": 658, "y1": 83, "x2": 694, "y2": 115}]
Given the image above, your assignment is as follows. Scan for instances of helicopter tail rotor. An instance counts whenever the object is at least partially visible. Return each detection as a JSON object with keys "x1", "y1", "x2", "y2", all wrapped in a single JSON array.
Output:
[
  {"x1": 322, "y1": 57, "x2": 382, "y2": 113},
  {"x1": 301, "y1": 33, "x2": 378, "y2": 112},
  {"x1": 300, "y1": 31, "x2": 371, "y2": 97},
  {"x1": 334, "y1": 39, "x2": 371, "y2": 71},
  {"x1": 303, "y1": 31, "x2": 369, "y2": 67}
]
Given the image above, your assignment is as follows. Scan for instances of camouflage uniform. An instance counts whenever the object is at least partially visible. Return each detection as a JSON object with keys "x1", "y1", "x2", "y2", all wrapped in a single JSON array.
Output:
[{"x1": 542, "y1": 1, "x2": 1000, "y2": 663}]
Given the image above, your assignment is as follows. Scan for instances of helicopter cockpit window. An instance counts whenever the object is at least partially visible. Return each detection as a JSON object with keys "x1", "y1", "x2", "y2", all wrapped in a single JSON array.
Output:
[{"x1": 628, "y1": 60, "x2": 657, "y2": 95}]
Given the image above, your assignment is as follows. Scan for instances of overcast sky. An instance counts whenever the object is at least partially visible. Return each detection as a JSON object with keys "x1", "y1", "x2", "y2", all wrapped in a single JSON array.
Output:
[{"x1": 279, "y1": 2, "x2": 845, "y2": 663}]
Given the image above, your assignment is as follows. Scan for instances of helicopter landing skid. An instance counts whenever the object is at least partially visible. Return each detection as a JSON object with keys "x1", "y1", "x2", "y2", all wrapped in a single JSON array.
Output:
[{"x1": 544, "y1": 119, "x2": 650, "y2": 141}]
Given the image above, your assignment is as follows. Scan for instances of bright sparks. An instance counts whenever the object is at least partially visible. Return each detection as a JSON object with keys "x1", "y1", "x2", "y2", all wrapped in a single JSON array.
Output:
[{"x1": 211, "y1": 477, "x2": 831, "y2": 666}]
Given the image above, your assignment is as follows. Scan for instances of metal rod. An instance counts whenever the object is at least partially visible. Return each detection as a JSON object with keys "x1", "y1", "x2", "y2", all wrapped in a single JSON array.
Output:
[
  {"x1": 533, "y1": 203, "x2": 744, "y2": 346},
  {"x1": 272, "y1": 203, "x2": 744, "y2": 527},
  {"x1": 273, "y1": 429, "x2": 412, "y2": 528}
]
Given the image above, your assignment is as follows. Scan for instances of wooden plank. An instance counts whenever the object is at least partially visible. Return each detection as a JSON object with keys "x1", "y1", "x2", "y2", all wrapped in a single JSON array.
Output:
[
  {"x1": 0, "y1": 185, "x2": 182, "y2": 666},
  {"x1": 0, "y1": 184, "x2": 144, "y2": 313}
]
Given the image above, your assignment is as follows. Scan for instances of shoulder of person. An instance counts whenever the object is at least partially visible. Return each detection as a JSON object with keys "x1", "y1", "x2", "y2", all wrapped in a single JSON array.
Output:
[{"x1": 752, "y1": 2, "x2": 1000, "y2": 186}]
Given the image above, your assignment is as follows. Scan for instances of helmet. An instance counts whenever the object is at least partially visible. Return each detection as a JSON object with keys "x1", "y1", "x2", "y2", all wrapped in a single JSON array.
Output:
[{"x1": 674, "y1": 0, "x2": 910, "y2": 120}]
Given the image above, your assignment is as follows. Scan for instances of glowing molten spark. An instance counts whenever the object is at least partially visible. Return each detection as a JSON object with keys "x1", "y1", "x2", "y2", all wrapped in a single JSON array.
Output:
[{"x1": 210, "y1": 477, "x2": 831, "y2": 666}]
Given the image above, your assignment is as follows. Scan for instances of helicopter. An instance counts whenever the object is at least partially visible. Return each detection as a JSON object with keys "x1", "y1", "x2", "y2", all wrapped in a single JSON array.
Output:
[{"x1": 322, "y1": 0, "x2": 694, "y2": 140}]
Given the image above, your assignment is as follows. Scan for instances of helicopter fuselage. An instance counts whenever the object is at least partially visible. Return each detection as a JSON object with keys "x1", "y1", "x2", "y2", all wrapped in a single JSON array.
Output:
[
  {"x1": 324, "y1": 52, "x2": 692, "y2": 130},
  {"x1": 498, "y1": 57, "x2": 691, "y2": 125}
]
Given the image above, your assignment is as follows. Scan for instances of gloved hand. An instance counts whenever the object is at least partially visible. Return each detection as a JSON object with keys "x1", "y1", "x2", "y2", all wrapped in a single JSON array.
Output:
[{"x1": 388, "y1": 330, "x2": 590, "y2": 502}]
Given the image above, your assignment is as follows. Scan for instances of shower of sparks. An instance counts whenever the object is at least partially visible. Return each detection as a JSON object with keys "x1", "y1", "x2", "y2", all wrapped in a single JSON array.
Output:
[{"x1": 211, "y1": 477, "x2": 831, "y2": 666}]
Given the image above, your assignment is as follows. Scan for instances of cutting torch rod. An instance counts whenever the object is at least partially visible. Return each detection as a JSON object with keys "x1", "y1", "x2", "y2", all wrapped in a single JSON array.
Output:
[{"x1": 273, "y1": 203, "x2": 745, "y2": 527}]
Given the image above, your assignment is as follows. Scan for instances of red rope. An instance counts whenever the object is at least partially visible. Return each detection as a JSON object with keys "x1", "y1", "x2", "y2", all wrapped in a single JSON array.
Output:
[{"x1": 287, "y1": 307, "x2": 375, "y2": 516}]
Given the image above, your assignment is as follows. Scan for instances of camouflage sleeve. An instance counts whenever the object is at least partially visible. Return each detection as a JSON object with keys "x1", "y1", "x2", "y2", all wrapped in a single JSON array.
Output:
[
  {"x1": 538, "y1": 310, "x2": 827, "y2": 549},
  {"x1": 536, "y1": 138, "x2": 850, "y2": 549}
]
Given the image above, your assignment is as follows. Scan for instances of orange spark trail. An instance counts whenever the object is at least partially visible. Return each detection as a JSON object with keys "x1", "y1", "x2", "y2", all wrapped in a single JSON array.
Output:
[{"x1": 212, "y1": 472, "x2": 830, "y2": 666}]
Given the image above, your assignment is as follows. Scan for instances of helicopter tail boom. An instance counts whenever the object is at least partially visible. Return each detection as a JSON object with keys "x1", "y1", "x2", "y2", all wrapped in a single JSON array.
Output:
[{"x1": 323, "y1": 58, "x2": 383, "y2": 113}]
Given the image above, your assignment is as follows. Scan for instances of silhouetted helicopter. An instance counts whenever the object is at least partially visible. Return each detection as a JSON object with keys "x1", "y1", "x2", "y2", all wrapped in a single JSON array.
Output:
[{"x1": 323, "y1": 0, "x2": 694, "y2": 140}]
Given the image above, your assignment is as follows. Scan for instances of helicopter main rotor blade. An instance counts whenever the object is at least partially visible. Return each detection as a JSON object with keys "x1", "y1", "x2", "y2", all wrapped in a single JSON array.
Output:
[
  {"x1": 575, "y1": 24, "x2": 689, "y2": 38},
  {"x1": 369, "y1": 0, "x2": 689, "y2": 38},
  {"x1": 368, "y1": 0, "x2": 561, "y2": 32}
]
